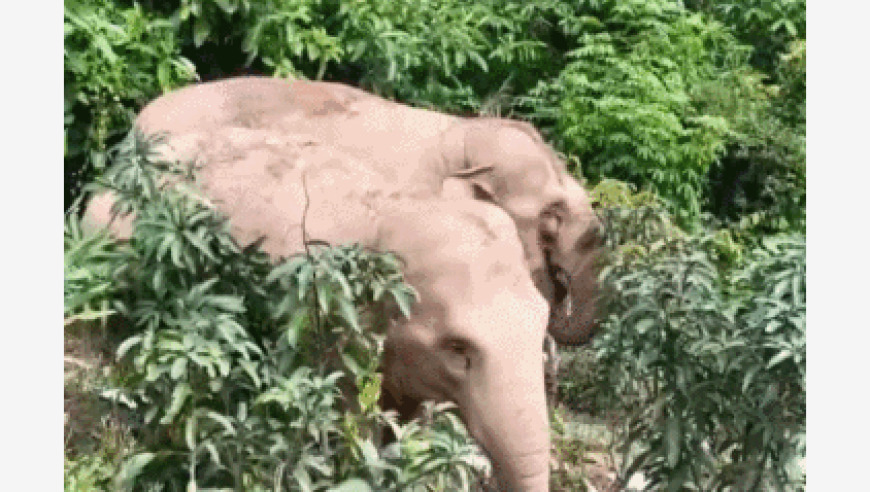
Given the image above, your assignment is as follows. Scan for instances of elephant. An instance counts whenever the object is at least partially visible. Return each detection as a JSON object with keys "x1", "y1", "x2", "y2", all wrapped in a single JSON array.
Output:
[
  {"x1": 130, "y1": 76, "x2": 602, "y2": 346},
  {"x1": 84, "y1": 139, "x2": 553, "y2": 491}
]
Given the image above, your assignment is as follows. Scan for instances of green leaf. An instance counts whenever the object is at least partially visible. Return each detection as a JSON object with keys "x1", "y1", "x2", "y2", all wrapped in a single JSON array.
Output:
[
  {"x1": 213, "y1": 0, "x2": 238, "y2": 15},
  {"x1": 341, "y1": 352, "x2": 363, "y2": 377},
  {"x1": 293, "y1": 466, "x2": 313, "y2": 492},
  {"x1": 161, "y1": 383, "x2": 191, "y2": 424},
  {"x1": 635, "y1": 317, "x2": 657, "y2": 334},
  {"x1": 205, "y1": 411, "x2": 236, "y2": 436},
  {"x1": 170, "y1": 357, "x2": 187, "y2": 380},
  {"x1": 144, "y1": 406, "x2": 159, "y2": 425},
  {"x1": 665, "y1": 415, "x2": 681, "y2": 468},
  {"x1": 185, "y1": 412, "x2": 197, "y2": 451},
  {"x1": 767, "y1": 349, "x2": 792, "y2": 369},
  {"x1": 203, "y1": 442, "x2": 224, "y2": 470},
  {"x1": 286, "y1": 308, "x2": 309, "y2": 348},
  {"x1": 390, "y1": 287, "x2": 416, "y2": 319},
  {"x1": 208, "y1": 295, "x2": 246, "y2": 314},
  {"x1": 338, "y1": 297, "x2": 361, "y2": 332},
  {"x1": 193, "y1": 18, "x2": 210, "y2": 48},
  {"x1": 743, "y1": 365, "x2": 761, "y2": 393},
  {"x1": 114, "y1": 453, "x2": 154, "y2": 491},
  {"x1": 239, "y1": 359, "x2": 261, "y2": 389},
  {"x1": 116, "y1": 335, "x2": 143, "y2": 360},
  {"x1": 468, "y1": 51, "x2": 488, "y2": 72},
  {"x1": 331, "y1": 478, "x2": 373, "y2": 492},
  {"x1": 183, "y1": 230, "x2": 217, "y2": 262},
  {"x1": 99, "y1": 388, "x2": 138, "y2": 410}
]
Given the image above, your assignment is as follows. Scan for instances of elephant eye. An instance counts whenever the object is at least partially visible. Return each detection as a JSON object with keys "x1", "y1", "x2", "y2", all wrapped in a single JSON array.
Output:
[
  {"x1": 542, "y1": 200, "x2": 567, "y2": 226},
  {"x1": 443, "y1": 338, "x2": 473, "y2": 371},
  {"x1": 540, "y1": 203, "x2": 565, "y2": 244}
]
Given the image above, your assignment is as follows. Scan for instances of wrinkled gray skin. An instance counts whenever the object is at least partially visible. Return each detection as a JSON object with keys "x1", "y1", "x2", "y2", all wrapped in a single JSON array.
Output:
[
  {"x1": 85, "y1": 141, "x2": 552, "y2": 491},
  {"x1": 131, "y1": 76, "x2": 602, "y2": 345}
]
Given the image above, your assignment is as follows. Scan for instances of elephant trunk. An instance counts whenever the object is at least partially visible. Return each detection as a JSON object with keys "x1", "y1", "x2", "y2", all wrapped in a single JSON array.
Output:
[
  {"x1": 546, "y1": 250, "x2": 600, "y2": 346},
  {"x1": 461, "y1": 350, "x2": 551, "y2": 492}
]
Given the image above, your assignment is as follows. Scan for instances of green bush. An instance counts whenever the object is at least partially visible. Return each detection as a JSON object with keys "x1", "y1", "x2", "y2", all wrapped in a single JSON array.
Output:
[
  {"x1": 65, "y1": 453, "x2": 116, "y2": 492},
  {"x1": 71, "y1": 132, "x2": 489, "y2": 491},
  {"x1": 65, "y1": 0, "x2": 804, "y2": 232},
  {"x1": 523, "y1": 0, "x2": 759, "y2": 224},
  {"x1": 686, "y1": 0, "x2": 805, "y2": 74},
  {"x1": 64, "y1": 0, "x2": 197, "y2": 210},
  {"x1": 685, "y1": 0, "x2": 805, "y2": 234},
  {"x1": 588, "y1": 187, "x2": 805, "y2": 490},
  {"x1": 64, "y1": 2, "x2": 806, "y2": 489},
  {"x1": 63, "y1": 0, "x2": 581, "y2": 209},
  {"x1": 64, "y1": 206, "x2": 133, "y2": 326},
  {"x1": 135, "y1": 0, "x2": 577, "y2": 112}
]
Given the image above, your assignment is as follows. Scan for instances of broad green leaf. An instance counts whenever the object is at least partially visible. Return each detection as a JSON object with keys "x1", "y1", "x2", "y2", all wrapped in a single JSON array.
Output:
[
  {"x1": 213, "y1": 0, "x2": 238, "y2": 15},
  {"x1": 193, "y1": 18, "x2": 210, "y2": 48},
  {"x1": 205, "y1": 411, "x2": 236, "y2": 436},
  {"x1": 293, "y1": 466, "x2": 313, "y2": 492},
  {"x1": 185, "y1": 412, "x2": 197, "y2": 451},
  {"x1": 114, "y1": 453, "x2": 154, "y2": 491},
  {"x1": 239, "y1": 359, "x2": 261, "y2": 389},
  {"x1": 391, "y1": 287, "x2": 416, "y2": 319},
  {"x1": 116, "y1": 335, "x2": 143, "y2": 360},
  {"x1": 338, "y1": 296, "x2": 361, "y2": 332},
  {"x1": 183, "y1": 230, "x2": 217, "y2": 262},
  {"x1": 331, "y1": 478, "x2": 373, "y2": 492},
  {"x1": 341, "y1": 352, "x2": 363, "y2": 377},
  {"x1": 665, "y1": 415, "x2": 681, "y2": 468},
  {"x1": 767, "y1": 349, "x2": 793, "y2": 369},
  {"x1": 635, "y1": 317, "x2": 657, "y2": 334},
  {"x1": 160, "y1": 382, "x2": 191, "y2": 425},
  {"x1": 170, "y1": 357, "x2": 187, "y2": 380}
]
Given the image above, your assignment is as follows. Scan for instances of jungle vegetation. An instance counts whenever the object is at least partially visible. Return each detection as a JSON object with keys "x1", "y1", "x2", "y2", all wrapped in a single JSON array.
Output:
[{"x1": 64, "y1": 1, "x2": 805, "y2": 490}]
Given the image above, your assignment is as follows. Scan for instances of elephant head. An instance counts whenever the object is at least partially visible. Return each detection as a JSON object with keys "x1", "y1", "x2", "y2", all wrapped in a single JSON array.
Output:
[
  {"x1": 438, "y1": 119, "x2": 602, "y2": 345},
  {"x1": 372, "y1": 199, "x2": 552, "y2": 492},
  {"x1": 290, "y1": 194, "x2": 554, "y2": 490}
]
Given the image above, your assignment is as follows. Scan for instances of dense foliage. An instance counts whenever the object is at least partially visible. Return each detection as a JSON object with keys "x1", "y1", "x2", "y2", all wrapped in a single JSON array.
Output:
[
  {"x1": 585, "y1": 185, "x2": 805, "y2": 489},
  {"x1": 64, "y1": 0, "x2": 196, "y2": 206},
  {"x1": 65, "y1": 0, "x2": 805, "y2": 490},
  {"x1": 65, "y1": 0, "x2": 805, "y2": 232}
]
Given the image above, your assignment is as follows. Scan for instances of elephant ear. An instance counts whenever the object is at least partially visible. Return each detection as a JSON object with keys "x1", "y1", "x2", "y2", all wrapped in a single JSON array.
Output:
[
  {"x1": 446, "y1": 165, "x2": 496, "y2": 202},
  {"x1": 438, "y1": 121, "x2": 499, "y2": 202}
]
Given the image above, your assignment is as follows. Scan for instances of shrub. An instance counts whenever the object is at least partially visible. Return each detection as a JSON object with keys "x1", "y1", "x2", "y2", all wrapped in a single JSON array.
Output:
[
  {"x1": 523, "y1": 0, "x2": 759, "y2": 225},
  {"x1": 65, "y1": 453, "x2": 116, "y2": 492},
  {"x1": 700, "y1": 36, "x2": 805, "y2": 235},
  {"x1": 135, "y1": 0, "x2": 575, "y2": 112},
  {"x1": 589, "y1": 186, "x2": 805, "y2": 490},
  {"x1": 64, "y1": 0, "x2": 197, "y2": 210},
  {"x1": 64, "y1": 206, "x2": 133, "y2": 326},
  {"x1": 685, "y1": 0, "x2": 806, "y2": 73}
]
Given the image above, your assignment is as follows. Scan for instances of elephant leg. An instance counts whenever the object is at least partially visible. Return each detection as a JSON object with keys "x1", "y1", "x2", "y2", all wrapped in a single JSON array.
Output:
[{"x1": 543, "y1": 334, "x2": 561, "y2": 406}]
